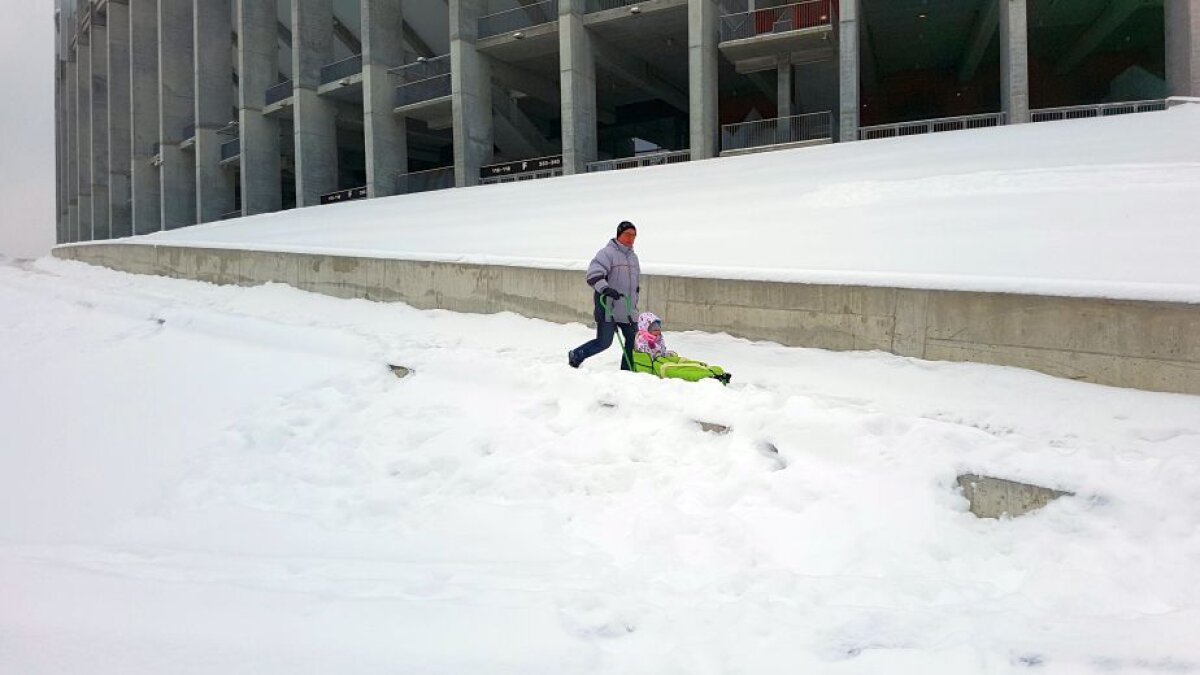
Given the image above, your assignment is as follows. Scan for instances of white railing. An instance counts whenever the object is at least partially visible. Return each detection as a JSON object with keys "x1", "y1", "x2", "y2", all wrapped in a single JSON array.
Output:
[
  {"x1": 721, "y1": 111, "x2": 831, "y2": 153},
  {"x1": 396, "y1": 166, "x2": 455, "y2": 195},
  {"x1": 858, "y1": 112, "x2": 1007, "y2": 140},
  {"x1": 586, "y1": 149, "x2": 691, "y2": 172},
  {"x1": 479, "y1": 0, "x2": 558, "y2": 39},
  {"x1": 719, "y1": 0, "x2": 835, "y2": 43},
  {"x1": 1030, "y1": 99, "x2": 1166, "y2": 123}
]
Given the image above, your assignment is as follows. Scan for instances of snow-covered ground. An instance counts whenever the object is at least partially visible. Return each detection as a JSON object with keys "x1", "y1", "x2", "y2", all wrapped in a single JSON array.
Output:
[
  {"x1": 2, "y1": 256, "x2": 1199, "y2": 674},
  {"x1": 106, "y1": 105, "x2": 1200, "y2": 303}
]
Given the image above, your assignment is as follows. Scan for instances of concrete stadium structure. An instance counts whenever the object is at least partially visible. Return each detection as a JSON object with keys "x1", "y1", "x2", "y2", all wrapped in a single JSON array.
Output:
[{"x1": 53, "y1": 0, "x2": 1200, "y2": 244}]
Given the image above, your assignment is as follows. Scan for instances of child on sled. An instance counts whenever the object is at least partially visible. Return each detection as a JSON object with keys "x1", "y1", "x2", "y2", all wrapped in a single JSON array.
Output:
[{"x1": 631, "y1": 312, "x2": 731, "y2": 384}]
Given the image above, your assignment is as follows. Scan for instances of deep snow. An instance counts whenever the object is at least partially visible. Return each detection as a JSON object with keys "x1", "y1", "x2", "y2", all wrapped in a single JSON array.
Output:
[
  {"x1": 2, "y1": 256, "x2": 1199, "y2": 674},
  {"x1": 96, "y1": 105, "x2": 1200, "y2": 303}
]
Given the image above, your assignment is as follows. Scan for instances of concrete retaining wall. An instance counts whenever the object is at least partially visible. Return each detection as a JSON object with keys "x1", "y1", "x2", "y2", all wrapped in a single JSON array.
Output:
[{"x1": 53, "y1": 243, "x2": 1200, "y2": 396}]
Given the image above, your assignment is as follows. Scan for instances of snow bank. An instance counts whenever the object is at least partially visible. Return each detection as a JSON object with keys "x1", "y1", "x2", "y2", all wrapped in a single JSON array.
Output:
[
  {"x1": 105, "y1": 105, "x2": 1200, "y2": 303},
  {"x1": 3, "y1": 258, "x2": 1199, "y2": 673}
]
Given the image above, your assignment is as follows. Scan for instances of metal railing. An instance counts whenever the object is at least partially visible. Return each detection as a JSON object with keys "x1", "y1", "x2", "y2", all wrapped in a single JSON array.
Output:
[
  {"x1": 858, "y1": 112, "x2": 1007, "y2": 140},
  {"x1": 721, "y1": 111, "x2": 831, "y2": 153},
  {"x1": 396, "y1": 166, "x2": 455, "y2": 195},
  {"x1": 719, "y1": 0, "x2": 834, "y2": 43},
  {"x1": 585, "y1": 0, "x2": 640, "y2": 11},
  {"x1": 1029, "y1": 99, "x2": 1166, "y2": 123},
  {"x1": 587, "y1": 149, "x2": 692, "y2": 172},
  {"x1": 265, "y1": 79, "x2": 293, "y2": 106},
  {"x1": 479, "y1": 0, "x2": 558, "y2": 39},
  {"x1": 220, "y1": 209, "x2": 242, "y2": 220},
  {"x1": 220, "y1": 138, "x2": 240, "y2": 161},
  {"x1": 320, "y1": 54, "x2": 362, "y2": 84},
  {"x1": 391, "y1": 55, "x2": 452, "y2": 108}
]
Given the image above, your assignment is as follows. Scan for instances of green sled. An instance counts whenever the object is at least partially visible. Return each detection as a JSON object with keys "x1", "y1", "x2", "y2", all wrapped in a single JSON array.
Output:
[{"x1": 631, "y1": 352, "x2": 731, "y2": 384}]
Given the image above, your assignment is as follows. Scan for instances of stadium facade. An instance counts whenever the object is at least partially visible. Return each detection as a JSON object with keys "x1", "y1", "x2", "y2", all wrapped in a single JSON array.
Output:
[{"x1": 53, "y1": 0, "x2": 1199, "y2": 244}]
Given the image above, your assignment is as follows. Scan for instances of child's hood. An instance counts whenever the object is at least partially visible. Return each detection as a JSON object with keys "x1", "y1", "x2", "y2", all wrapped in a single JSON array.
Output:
[{"x1": 637, "y1": 312, "x2": 662, "y2": 332}]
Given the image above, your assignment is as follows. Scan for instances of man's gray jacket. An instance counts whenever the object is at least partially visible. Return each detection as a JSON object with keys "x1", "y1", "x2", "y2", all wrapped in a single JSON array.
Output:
[{"x1": 586, "y1": 238, "x2": 640, "y2": 324}]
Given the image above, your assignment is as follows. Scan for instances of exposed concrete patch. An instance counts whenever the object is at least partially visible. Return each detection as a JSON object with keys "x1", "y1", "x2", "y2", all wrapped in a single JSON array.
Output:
[
  {"x1": 695, "y1": 421, "x2": 731, "y2": 435},
  {"x1": 957, "y1": 474, "x2": 1073, "y2": 518},
  {"x1": 388, "y1": 364, "x2": 413, "y2": 379}
]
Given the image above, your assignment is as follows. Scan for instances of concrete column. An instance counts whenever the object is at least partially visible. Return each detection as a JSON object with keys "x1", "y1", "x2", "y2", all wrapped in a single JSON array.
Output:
[
  {"x1": 560, "y1": 0, "x2": 597, "y2": 175},
  {"x1": 78, "y1": 32, "x2": 93, "y2": 241},
  {"x1": 237, "y1": 0, "x2": 283, "y2": 215},
  {"x1": 450, "y1": 0, "x2": 493, "y2": 187},
  {"x1": 56, "y1": 48, "x2": 66, "y2": 244},
  {"x1": 688, "y1": 0, "x2": 718, "y2": 159},
  {"x1": 837, "y1": 0, "x2": 860, "y2": 142},
  {"x1": 292, "y1": 0, "x2": 339, "y2": 206},
  {"x1": 1167, "y1": 0, "x2": 1200, "y2": 96},
  {"x1": 130, "y1": 0, "x2": 162, "y2": 235},
  {"x1": 65, "y1": 55, "x2": 78, "y2": 242},
  {"x1": 1000, "y1": 0, "x2": 1030, "y2": 124},
  {"x1": 777, "y1": 57, "x2": 793, "y2": 117},
  {"x1": 91, "y1": 21, "x2": 111, "y2": 240},
  {"x1": 194, "y1": 0, "x2": 236, "y2": 222},
  {"x1": 159, "y1": 0, "x2": 196, "y2": 229},
  {"x1": 361, "y1": 0, "x2": 408, "y2": 198},
  {"x1": 107, "y1": 0, "x2": 132, "y2": 238}
]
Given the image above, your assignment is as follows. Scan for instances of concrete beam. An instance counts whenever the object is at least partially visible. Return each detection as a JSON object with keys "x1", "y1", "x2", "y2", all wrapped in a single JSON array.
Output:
[
  {"x1": 560, "y1": 0, "x2": 597, "y2": 174},
  {"x1": 332, "y1": 15, "x2": 363, "y2": 54},
  {"x1": 1000, "y1": 0, "x2": 1029, "y2": 124},
  {"x1": 403, "y1": 19, "x2": 437, "y2": 59},
  {"x1": 493, "y1": 86, "x2": 556, "y2": 159},
  {"x1": 195, "y1": 0, "x2": 236, "y2": 223},
  {"x1": 91, "y1": 21, "x2": 111, "y2": 240},
  {"x1": 838, "y1": 0, "x2": 860, "y2": 142},
  {"x1": 451, "y1": 0, "x2": 494, "y2": 187},
  {"x1": 158, "y1": 0, "x2": 196, "y2": 229},
  {"x1": 1167, "y1": 0, "x2": 1200, "y2": 96},
  {"x1": 959, "y1": 0, "x2": 998, "y2": 84},
  {"x1": 1055, "y1": 0, "x2": 1149, "y2": 76},
  {"x1": 107, "y1": 0, "x2": 132, "y2": 238},
  {"x1": 292, "y1": 0, "x2": 339, "y2": 206},
  {"x1": 362, "y1": 0, "x2": 407, "y2": 198},
  {"x1": 592, "y1": 32, "x2": 689, "y2": 114},
  {"x1": 492, "y1": 60, "x2": 561, "y2": 106},
  {"x1": 130, "y1": 0, "x2": 161, "y2": 234},
  {"x1": 238, "y1": 0, "x2": 284, "y2": 215}
]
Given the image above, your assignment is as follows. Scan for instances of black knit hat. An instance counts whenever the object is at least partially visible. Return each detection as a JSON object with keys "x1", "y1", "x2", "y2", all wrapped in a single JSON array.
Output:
[{"x1": 616, "y1": 221, "x2": 637, "y2": 237}]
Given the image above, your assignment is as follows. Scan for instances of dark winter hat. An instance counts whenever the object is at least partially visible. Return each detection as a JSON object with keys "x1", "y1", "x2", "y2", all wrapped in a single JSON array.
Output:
[{"x1": 616, "y1": 221, "x2": 637, "y2": 237}]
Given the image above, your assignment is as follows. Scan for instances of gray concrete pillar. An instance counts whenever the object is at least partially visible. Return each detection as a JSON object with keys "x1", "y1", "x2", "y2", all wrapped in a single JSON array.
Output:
[
  {"x1": 194, "y1": 0, "x2": 236, "y2": 223},
  {"x1": 361, "y1": 0, "x2": 407, "y2": 198},
  {"x1": 560, "y1": 0, "x2": 597, "y2": 175},
  {"x1": 91, "y1": 22, "x2": 111, "y2": 240},
  {"x1": 130, "y1": 0, "x2": 162, "y2": 235},
  {"x1": 78, "y1": 32, "x2": 93, "y2": 241},
  {"x1": 450, "y1": 0, "x2": 493, "y2": 187},
  {"x1": 837, "y1": 0, "x2": 860, "y2": 142},
  {"x1": 1000, "y1": 0, "x2": 1030, "y2": 124},
  {"x1": 56, "y1": 49, "x2": 66, "y2": 244},
  {"x1": 65, "y1": 55, "x2": 78, "y2": 242},
  {"x1": 1167, "y1": 0, "x2": 1200, "y2": 96},
  {"x1": 159, "y1": 0, "x2": 196, "y2": 229},
  {"x1": 688, "y1": 0, "x2": 718, "y2": 159},
  {"x1": 777, "y1": 57, "x2": 794, "y2": 143},
  {"x1": 237, "y1": 0, "x2": 283, "y2": 215},
  {"x1": 292, "y1": 0, "x2": 339, "y2": 206},
  {"x1": 107, "y1": 0, "x2": 132, "y2": 238}
]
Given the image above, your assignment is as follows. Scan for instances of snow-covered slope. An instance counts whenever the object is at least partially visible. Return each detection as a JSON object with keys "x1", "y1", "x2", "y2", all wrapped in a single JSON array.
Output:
[
  {"x1": 120, "y1": 105, "x2": 1200, "y2": 303},
  {"x1": 3, "y1": 257, "x2": 1199, "y2": 673}
]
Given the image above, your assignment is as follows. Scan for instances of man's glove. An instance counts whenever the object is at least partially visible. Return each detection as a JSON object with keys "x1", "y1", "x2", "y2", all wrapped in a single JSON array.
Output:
[{"x1": 601, "y1": 287, "x2": 623, "y2": 301}]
